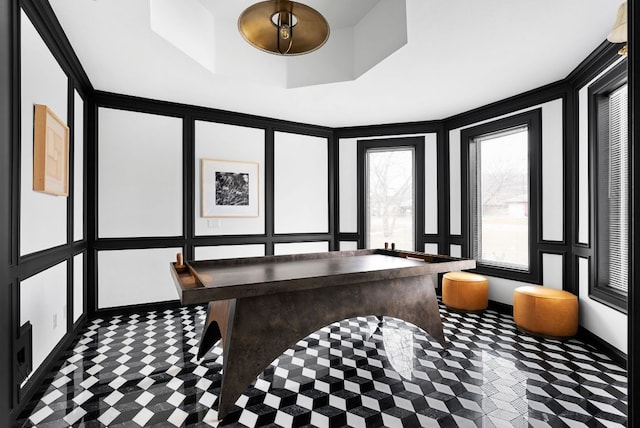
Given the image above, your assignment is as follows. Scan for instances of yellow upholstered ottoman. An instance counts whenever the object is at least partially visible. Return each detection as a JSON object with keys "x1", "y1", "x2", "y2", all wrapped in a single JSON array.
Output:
[
  {"x1": 513, "y1": 286, "x2": 578, "y2": 338},
  {"x1": 442, "y1": 272, "x2": 488, "y2": 311}
]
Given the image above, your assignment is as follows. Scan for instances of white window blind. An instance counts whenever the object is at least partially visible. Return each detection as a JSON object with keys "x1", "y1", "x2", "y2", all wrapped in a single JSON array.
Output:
[{"x1": 607, "y1": 84, "x2": 628, "y2": 293}]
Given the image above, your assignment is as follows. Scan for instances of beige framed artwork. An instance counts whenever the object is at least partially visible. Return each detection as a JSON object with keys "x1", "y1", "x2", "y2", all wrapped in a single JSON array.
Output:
[
  {"x1": 33, "y1": 104, "x2": 69, "y2": 196},
  {"x1": 201, "y1": 158, "x2": 260, "y2": 218}
]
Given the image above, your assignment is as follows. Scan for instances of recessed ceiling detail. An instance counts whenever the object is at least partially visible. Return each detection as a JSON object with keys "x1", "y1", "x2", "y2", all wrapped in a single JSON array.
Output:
[
  {"x1": 48, "y1": 0, "x2": 623, "y2": 127},
  {"x1": 150, "y1": 0, "x2": 406, "y2": 88},
  {"x1": 150, "y1": 0, "x2": 216, "y2": 73}
]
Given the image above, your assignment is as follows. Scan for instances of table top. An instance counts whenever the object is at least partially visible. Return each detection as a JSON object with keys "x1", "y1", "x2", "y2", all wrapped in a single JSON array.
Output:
[{"x1": 171, "y1": 249, "x2": 476, "y2": 304}]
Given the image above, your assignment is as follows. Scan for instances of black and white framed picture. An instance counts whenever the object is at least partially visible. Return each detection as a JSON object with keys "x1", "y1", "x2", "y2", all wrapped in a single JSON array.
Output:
[{"x1": 201, "y1": 158, "x2": 259, "y2": 217}]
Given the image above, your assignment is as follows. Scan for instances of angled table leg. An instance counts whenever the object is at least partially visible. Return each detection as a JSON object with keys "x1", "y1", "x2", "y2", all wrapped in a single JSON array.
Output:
[
  {"x1": 198, "y1": 300, "x2": 231, "y2": 360},
  {"x1": 212, "y1": 274, "x2": 444, "y2": 419}
]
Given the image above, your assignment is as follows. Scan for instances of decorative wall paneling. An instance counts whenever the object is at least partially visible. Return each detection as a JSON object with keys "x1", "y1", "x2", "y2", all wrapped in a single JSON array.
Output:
[
  {"x1": 89, "y1": 91, "x2": 335, "y2": 311},
  {"x1": 2, "y1": 1, "x2": 93, "y2": 423}
]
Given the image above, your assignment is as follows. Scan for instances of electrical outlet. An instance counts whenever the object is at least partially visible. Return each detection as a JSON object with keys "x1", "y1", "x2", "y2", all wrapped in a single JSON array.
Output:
[{"x1": 52, "y1": 313, "x2": 57, "y2": 329}]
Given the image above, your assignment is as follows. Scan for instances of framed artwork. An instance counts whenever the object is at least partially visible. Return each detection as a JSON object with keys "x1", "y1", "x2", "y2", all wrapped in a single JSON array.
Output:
[
  {"x1": 202, "y1": 158, "x2": 259, "y2": 218},
  {"x1": 33, "y1": 104, "x2": 69, "y2": 196}
]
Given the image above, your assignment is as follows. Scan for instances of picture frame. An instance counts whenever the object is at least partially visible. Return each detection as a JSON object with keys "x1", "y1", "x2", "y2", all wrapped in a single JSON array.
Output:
[
  {"x1": 201, "y1": 158, "x2": 259, "y2": 218},
  {"x1": 33, "y1": 104, "x2": 69, "y2": 196}
]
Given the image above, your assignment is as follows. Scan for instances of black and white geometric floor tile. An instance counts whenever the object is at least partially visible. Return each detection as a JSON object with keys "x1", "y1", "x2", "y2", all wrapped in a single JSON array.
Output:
[{"x1": 17, "y1": 303, "x2": 627, "y2": 427}]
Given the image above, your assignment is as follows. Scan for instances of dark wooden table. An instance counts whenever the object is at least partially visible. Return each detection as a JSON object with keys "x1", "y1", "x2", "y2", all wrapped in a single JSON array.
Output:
[{"x1": 170, "y1": 249, "x2": 475, "y2": 419}]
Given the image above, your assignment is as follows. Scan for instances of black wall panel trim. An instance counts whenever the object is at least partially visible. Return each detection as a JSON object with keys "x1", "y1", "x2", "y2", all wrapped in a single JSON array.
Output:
[
  {"x1": 336, "y1": 121, "x2": 443, "y2": 138},
  {"x1": 567, "y1": 40, "x2": 623, "y2": 89},
  {"x1": 7, "y1": 1, "x2": 92, "y2": 423},
  {"x1": 19, "y1": 0, "x2": 92, "y2": 96},
  {"x1": 1, "y1": 0, "x2": 17, "y2": 424},
  {"x1": 445, "y1": 81, "x2": 568, "y2": 131}
]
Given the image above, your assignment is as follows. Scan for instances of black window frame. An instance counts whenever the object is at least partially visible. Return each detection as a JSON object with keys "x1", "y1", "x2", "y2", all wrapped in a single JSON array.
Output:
[
  {"x1": 588, "y1": 60, "x2": 628, "y2": 313},
  {"x1": 461, "y1": 109, "x2": 542, "y2": 283},
  {"x1": 357, "y1": 137, "x2": 425, "y2": 252}
]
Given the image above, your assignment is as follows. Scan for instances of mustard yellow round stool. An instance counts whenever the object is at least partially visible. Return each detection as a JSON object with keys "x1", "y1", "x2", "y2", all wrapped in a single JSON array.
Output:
[
  {"x1": 442, "y1": 271, "x2": 488, "y2": 311},
  {"x1": 513, "y1": 286, "x2": 578, "y2": 338}
]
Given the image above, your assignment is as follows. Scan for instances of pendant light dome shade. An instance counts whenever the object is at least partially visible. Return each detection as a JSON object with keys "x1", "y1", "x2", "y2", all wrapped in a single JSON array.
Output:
[
  {"x1": 238, "y1": 0, "x2": 329, "y2": 56},
  {"x1": 607, "y1": 1, "x2": 627, "y2": 43},
  {"x1": 607, "y1": 2, "x2": 627, "y2": 56}
]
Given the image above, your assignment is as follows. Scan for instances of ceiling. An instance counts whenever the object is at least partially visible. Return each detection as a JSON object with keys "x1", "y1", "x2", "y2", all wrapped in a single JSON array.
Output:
[{"x1": 48, "y1": 0, "x2": 623, "y2": 128}]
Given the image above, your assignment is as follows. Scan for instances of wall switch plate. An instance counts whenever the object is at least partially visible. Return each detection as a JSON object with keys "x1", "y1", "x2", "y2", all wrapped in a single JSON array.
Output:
[{"x1": 52, "y1": 313, "x2": 57, "y2": 329}]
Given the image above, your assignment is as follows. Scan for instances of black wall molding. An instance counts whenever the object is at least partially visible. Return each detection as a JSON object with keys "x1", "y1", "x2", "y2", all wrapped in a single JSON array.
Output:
[
  {"x1": 4, "y1": 1, "x2": 92, "y2": 423},
  {"x1": 93, "y1": 91, "x2": 333, "y2": 137},
  {"x1": 567, "y1": 40, "x2": 623, "y2": 90},
  {"x1": 18, "y1": 0, "x2": 92, "y2": 96},
  {"x1": 578, "y1": 326, "x2": 627, "y2": 368},
  {"x1": 335, "y1": 121, "x2": 444, "y2": 139},
  {"x1": 445, "y1": 81, "x2": 569, "y2": 131},
  {"x1": 1, "y1": 0, "x2": 17, "y2": 424}
]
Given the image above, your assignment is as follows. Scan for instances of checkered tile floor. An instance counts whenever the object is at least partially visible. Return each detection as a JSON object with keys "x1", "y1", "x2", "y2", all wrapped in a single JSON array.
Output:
[{"x1": 17, "y1": 302, "x2": 627, "y2": 427}]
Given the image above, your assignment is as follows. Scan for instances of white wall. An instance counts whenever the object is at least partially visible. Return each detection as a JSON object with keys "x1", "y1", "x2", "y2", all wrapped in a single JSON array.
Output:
[
  {"x1": 339, "y1": 241, "x2": 359, "y2": 251},
  {"x1": 194, "y1": 244, "x2": 265, "y2": 260},
  {"x1": 339, "y1": 138, "x2": 358, "y2": 233},
  {"x1": 73, "y1": 90, "x2": 84, "y2": 242},
  {"x1": 98, "y1": 248, "x2": 182, "y2": 308},
  {"x1": 576, "y1": 59, "x2": 628, "y2": 353},
  {"x1": 73, "y1": 253, "x2": 84, "y2": 323},
  {"x1": 274, "y1": 241, "x2": 329, "y2": 255},
  {"x1": 542, "y1": 253, "x2": 563, "y2": 290},
  {"x1": 274, "y1": 132, "x2": 328, "y2": 234},
  {"x1": 541, "y1": 100, "x2": 564, "y2": 241},
  {"x1": 20, "y1": 262, "x2": 68, "y2": 380},
  {"x1": 424, "y1": 134, "x2": 438, "y2": 234},
  {"x1": 194, "y1": 121, "x2": 265, "y2": 236},
  {"x1": 20, "y1": 11, "x2": 68, "y2": 256},
  {"x1": 98, "y1": 108, "x2": 183, "y2": 238}
]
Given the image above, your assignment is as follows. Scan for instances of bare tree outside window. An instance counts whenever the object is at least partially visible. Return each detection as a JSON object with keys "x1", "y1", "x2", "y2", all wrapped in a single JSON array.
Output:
[
  {"x1": 366, "y1": 149, "x2": 414, "y2": 250},
  {"x1": 472, "y1": 127, "x2": 529, "y2": 269}
]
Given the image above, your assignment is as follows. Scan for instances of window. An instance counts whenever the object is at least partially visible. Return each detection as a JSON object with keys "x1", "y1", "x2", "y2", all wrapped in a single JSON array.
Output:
[
  {"x1": 470, "y1": 126, "x2": 529, "y2": 269},
  {"x1": 590, "y1": 61, "x2": 628, "y2": 312},
  {"x1": 462, "y1": 110, "x2": 541, "y2": 281},
  {"x1": 365, "y1": 148, "x2": 415, "y2": 250},
  {"x1": 357, "y1": 137, "x2": 425, "y2": 252}
]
